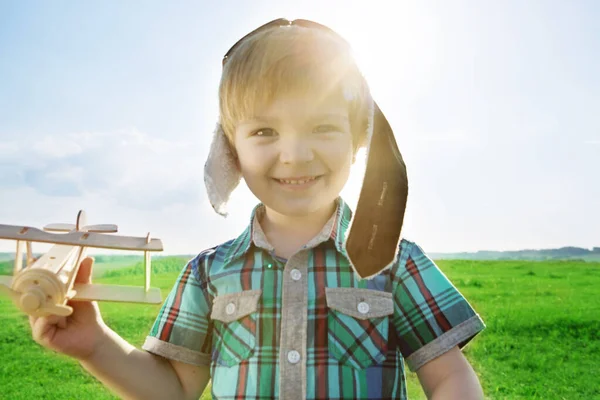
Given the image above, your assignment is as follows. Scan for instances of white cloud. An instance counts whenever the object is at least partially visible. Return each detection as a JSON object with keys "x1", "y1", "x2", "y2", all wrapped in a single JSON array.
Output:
[
  {"x1": 32, "y1": 136, "x2": 83, "y2": 158},
  {"x1": 0, "y1": 129, "x2": 204, "y2": 209},
  {"x1": 0, "y1": 142, "x2": 19, "y2": 157}
]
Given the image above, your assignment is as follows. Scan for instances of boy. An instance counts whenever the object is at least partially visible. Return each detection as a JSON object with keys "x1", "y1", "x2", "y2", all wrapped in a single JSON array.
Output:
[{"x1": 29, "y1": 19, "x2": 486, "y2": 399}]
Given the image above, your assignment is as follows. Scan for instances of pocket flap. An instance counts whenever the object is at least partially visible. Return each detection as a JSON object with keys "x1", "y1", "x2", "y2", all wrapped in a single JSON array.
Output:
[
  {"x1": 325, "y1": 288, "x2": 393, "y2": 320},
  {"x1": 211, "y1": 289, "x2": 262, "y2": 323}
]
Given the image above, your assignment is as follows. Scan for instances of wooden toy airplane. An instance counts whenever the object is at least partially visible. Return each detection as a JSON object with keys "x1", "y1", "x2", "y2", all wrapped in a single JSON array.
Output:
[{"x1": 0, "y1": 210, "x2": 163, "y2": 317}]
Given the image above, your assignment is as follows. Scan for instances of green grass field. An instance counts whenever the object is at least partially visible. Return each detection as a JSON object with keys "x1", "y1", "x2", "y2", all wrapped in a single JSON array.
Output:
[{"x1": 1, "y1": 258, "x2": 598, "y2": 399}]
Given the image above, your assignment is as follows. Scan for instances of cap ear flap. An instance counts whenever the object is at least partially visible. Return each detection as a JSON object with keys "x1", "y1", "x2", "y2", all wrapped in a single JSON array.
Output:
[
  {"x1": 204, "y1": 123, "x2": 242, "y2": 216},
  {"x1": 344, "y1": 100, "x2": 409, "y2": 280}
]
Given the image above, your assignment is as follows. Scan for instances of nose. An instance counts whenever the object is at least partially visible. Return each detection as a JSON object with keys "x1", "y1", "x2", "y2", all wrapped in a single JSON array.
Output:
[{"x1": 279, "y1": 136, "x2": 314, "y2": 164}]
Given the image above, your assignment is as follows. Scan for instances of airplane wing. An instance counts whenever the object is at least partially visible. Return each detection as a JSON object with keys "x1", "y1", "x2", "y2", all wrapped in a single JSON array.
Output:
[
  {"x1": 1, "y1": 276, "x2": 161, "y2": 305},
  {"x1": 0, "y1": 224, "x2": 163, "y2": 251},
  {"x1": 44, "y1": 223, "x2": 118, "y2": 233}
]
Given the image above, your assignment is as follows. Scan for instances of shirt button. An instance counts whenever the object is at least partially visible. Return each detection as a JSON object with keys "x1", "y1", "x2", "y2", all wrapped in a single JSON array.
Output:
[
  {"x1": 290, "y1": 269, "x2": 302, "y2": 281},
  {"x1": 357, "y1": 302, "x2": 370, "y2": 314},
  {"x1": 287, "y1": 350, "x2": 301, "y2": 364},
  {"x1": 225, "y1": 303, "x2": 236, "y2": 315}
]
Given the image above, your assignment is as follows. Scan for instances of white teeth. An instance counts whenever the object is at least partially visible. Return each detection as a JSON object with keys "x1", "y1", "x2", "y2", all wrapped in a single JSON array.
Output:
[{"x1": 279, "y1": 177, "x2": 317, "y2": 185}]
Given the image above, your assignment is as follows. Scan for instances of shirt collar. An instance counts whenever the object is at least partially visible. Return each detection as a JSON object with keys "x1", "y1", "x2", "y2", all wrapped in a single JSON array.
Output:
[{"x1": 222, "y1": 197, "x2": 353, "y2": 265}]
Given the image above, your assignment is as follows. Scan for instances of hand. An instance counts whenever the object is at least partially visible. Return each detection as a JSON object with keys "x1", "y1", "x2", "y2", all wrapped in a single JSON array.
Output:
[{"x1": 29, "y1": 257, "x2": 108, "y2": 361}]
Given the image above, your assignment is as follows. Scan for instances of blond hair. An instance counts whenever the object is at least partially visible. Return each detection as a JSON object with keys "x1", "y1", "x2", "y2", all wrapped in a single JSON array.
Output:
[{"x1": 219, "y1": 25, "x2": 371, "y2": 152}]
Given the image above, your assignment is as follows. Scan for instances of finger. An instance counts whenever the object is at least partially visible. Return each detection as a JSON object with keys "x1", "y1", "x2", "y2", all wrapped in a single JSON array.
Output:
[
  {"x1": 30, "y1": 317, "x2": 44, "y2": 342},
  {"x1": 75, "y1": 256, "x2": 95, "y2": 284},
  {"x1": 31, "y1": 315, "x2": 62, "y2": 343}
]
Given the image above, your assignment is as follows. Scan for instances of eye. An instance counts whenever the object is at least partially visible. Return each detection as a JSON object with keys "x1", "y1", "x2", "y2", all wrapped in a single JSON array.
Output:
[
  {"x1": 251, "y1": 128, "x2": 277, "y2": 137},
  {"x1": 313, "y1": 124, "x2": 340, "y2": 134}
]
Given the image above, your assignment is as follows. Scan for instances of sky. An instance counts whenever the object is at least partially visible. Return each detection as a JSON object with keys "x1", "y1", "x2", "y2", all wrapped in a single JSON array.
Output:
[{"x1": 0, "y1": 0, "x2": 598, "y2": 255}]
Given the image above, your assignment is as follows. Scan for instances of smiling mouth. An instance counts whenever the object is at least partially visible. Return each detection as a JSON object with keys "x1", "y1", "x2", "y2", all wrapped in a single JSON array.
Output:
[{"x1": 275, "y1": 176, "x2": 320, "y2": 185}]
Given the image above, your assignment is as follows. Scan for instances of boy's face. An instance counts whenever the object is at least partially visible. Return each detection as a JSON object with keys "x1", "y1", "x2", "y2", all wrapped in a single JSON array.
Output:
[{"x1": 233, "y1": 93, "x2": 353, "y2": 217}]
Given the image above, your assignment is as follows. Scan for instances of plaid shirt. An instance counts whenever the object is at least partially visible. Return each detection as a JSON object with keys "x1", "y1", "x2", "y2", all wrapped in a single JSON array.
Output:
[{"x1": 143, "y1": 198, "x2": 485, "y2": 399}]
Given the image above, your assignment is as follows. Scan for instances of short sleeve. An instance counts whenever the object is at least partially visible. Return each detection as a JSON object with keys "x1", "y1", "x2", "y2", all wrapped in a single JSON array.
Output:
[
  {"x1": 142, "y1": 252, "x2": 214, "y2": 366},
  {"x1": 391, "y1": 241, "x2": 485, "y2": 372}
]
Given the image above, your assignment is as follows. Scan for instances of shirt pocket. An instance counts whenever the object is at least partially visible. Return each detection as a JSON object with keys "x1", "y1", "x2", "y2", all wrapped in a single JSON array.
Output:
[
  {"x1": 210, "y1": 289, "x2": 262, "y2": 367},
  {"x1": 325, "y1": 287, "x2": 394, "y2": 369}
]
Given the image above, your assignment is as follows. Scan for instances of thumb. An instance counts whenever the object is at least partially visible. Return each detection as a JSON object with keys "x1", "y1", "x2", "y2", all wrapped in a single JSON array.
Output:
[{"x1": 75, "y1": 256, "x2": 95, "y2": 284}]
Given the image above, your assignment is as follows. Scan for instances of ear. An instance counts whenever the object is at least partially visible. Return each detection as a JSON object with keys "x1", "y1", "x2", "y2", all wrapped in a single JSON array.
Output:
[{"x1": 204, "y1": 123, "x2": 242, "y2": 217}]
